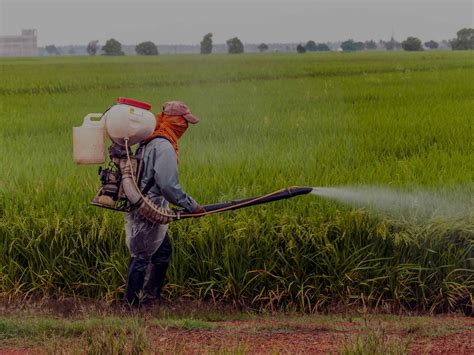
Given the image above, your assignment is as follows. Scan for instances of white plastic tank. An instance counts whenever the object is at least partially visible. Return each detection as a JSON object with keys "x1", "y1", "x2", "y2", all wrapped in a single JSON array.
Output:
[
  {"x1": 103, "y1": 98, "x2": 156, "y2": 146},
  {"x1": 73, "y1": 113, "x2": 106, "y2": 164}
]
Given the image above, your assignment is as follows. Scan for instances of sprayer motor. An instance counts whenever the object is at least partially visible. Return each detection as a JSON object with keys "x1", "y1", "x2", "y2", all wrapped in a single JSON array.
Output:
[
  {"x1": 99, "y1": 165, "x2": 120, "y2": 199},
  {"x1": 91, "y1": 147, "x2": 140, "y2": 212}
]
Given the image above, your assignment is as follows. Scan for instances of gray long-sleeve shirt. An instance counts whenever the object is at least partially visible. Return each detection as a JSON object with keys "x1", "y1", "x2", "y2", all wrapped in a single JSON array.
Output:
[
  {"x1": 125, "y1": 137, "x2": 198, "y2": 258},
  {"x1": 139, "y1": 137, "x2": 198, "y2": 213}
]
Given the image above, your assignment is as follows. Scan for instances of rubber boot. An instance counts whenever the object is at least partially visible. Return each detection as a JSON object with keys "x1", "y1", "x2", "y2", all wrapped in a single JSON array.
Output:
[
  {"x1": 143, "y1": 234, "x2": 172, "y2": 302},
  {"x1": 124, "y1": 256, "x2": 149, "y2": 306}
]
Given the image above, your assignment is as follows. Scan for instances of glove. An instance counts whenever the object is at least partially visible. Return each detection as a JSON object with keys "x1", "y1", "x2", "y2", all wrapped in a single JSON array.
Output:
[{"x1": 192, "y1": 205, "x2": 206, "y2": 214}]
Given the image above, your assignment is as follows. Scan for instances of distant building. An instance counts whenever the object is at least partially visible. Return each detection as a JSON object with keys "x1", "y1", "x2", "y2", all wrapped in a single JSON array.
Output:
[{"x1": 0, "y1": 29, "x2": 38, "y2": 57}]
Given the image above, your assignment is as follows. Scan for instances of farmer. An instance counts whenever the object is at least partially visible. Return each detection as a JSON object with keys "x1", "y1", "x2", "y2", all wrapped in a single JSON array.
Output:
[{"x1": 123, "y1": 101, "x2": 205, "y2": 306}]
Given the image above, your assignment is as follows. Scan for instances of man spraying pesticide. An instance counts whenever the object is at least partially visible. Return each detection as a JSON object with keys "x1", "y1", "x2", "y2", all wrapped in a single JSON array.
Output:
[
  {"x1": 73, "y1": 97, "x2": 316, "y2": 307},
  {"x1": 119, "y1": 100, "x2": 206, "y2": 306}
]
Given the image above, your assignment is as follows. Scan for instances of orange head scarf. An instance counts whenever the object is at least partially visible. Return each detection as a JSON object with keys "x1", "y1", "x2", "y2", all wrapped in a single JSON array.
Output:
[{"x1": 145, "y1": 113, "x2": 188, "y2": 158}]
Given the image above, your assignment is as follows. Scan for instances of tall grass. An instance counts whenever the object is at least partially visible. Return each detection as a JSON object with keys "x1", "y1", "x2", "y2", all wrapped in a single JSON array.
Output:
[
  {"x1": 1, "y1": 52, "x2": 473, "y2": 312},
  {"x1": 339, "y1": 328, "x2": 412, "y2": 355}
]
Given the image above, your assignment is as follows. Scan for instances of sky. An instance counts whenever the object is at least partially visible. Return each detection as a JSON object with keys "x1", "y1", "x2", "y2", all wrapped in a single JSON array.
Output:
[{"x1": 1, "y1": 0, "x2": 472, "y2": 46}]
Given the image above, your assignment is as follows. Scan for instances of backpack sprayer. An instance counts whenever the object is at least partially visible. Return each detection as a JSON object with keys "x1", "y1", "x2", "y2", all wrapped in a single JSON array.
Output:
[{"x1": 73, "y1": 98, "x2": 316, "y2": 223}]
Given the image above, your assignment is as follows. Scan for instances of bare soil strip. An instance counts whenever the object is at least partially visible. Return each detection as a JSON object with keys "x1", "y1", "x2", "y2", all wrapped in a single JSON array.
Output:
[{"x1": 1, "y1": 299, "x2": 472, "y2": 354}]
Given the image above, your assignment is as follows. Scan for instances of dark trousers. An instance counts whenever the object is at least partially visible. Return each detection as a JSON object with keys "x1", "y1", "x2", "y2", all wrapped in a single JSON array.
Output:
[{"x1": 124, "y1": 233, "x2": 172, "y2": 306}]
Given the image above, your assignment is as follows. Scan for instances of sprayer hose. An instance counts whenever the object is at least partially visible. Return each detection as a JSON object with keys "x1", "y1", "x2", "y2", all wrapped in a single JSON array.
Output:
[{"x1": 124, "y1": 139, "x2": 305, "y2": 219}]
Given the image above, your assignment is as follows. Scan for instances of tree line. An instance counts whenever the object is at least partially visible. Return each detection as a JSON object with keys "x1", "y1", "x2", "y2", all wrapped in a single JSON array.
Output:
[
  {"x1": 297, "y1": 29, "x2": 473, "y2": 53},
  {"x1": 44, "y1": 28, "x2": 474, "y2": 56}
]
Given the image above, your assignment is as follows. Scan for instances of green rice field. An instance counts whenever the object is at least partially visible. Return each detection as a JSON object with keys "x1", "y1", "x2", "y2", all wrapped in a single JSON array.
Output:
[{"x1": 1, "y1": 52, "x2": 473, "y2": 312}]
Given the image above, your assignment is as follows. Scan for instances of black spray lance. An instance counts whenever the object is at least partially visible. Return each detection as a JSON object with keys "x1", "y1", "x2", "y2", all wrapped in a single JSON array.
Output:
[{"x1": 173, "y1": 186, "x2": 314, "y2": 219}]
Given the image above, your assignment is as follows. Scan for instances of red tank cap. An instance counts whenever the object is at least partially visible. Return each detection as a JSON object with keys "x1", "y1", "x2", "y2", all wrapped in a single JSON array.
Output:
[{"x1": 116, "y1": 97, "x2": 152, "y2": 111}]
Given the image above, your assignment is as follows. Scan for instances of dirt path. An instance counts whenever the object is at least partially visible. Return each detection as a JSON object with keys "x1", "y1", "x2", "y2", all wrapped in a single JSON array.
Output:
[
  {"x1": 411, "y1": 329, "x2": 474, "y2": 355},
  {"x1": 1, "y1": 299, "x2": 473, "y2": 354},
  {"x1": 148, "y1": 317, "x2": 474, "y2": 354},
  {"x1": 1, "y1": 323, "x2": 473, "y2": 354},
  {"x1": 151, "y1": 328, "x2": 345, "y2": 353}
]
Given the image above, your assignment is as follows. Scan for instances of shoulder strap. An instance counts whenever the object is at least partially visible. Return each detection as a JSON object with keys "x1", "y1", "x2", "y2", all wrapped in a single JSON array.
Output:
[{"x1": 142, "y1": 177, "x2": 155, "y2": 195}]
